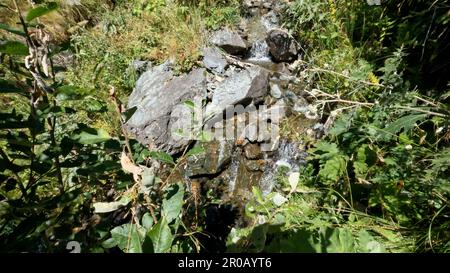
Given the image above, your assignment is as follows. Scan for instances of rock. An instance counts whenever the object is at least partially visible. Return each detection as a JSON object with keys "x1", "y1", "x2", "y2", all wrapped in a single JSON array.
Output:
[
  {"x1": 202, "y1": 47, "x2": 228, "y2": 74},
  {"x1": 186, "y1": 140, "x2": 234, "y2": 177},
  {"x1": 244, "y1": 143, "x2": 263, "y2": 159},
  {"x1": 124, "y1": 63, "x2": 206, "y2": 154},
  {"x1": 211, "y1": 29, "x2": 248, "y2": 56},
  {"x1": 131, "y1": 60, "x2": 151, "y2": 77},
  {"x1": 270, "y1": 83, "x2": 282, "y2": 98},
  {"x1": 205, "y1": 66, "x2": 269, "y2": 122},
  {"x1": 266, "y1": 29, "x2": 298, "y2": 62},
  {"x1": 245, "y1": 159, "x2": 266, "y2": 171},
  {"x1": 261, "y1": 10, "x2": 279, "y2": 30}
]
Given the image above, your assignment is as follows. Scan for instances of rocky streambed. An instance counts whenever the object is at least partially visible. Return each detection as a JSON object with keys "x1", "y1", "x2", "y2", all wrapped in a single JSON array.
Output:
[{"x1": 124, "y1": 0, "x2": 323, "y2": 237}]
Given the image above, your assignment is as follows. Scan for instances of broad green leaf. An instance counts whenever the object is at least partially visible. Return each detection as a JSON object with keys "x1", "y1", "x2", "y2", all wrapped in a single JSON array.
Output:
[
  {"x1": 384, "y1": 114, "x2": 426, "y2": 135},
  {"x1": 149, "y1": 151, "x2": 175, "y2": 165},
  {"x1": 357, "y1": 230, "x2": 385, "y2": 253},
  {"x1": 142, "y1": 212, "x2": 154, "y2": 230},
  {"x1": 72, "y1": 128, "x2": 110, "y2": 144},
  {"x1": 324, "y1": 227, "x2": 355, "y2": 253},
  {"x1": 162, "y1": 183, "x2": 184, "y2": 223},
  {"x1": 0, "y1": 23, "x2": 26, "y2": 37},
  {"x1": 147, "y1": 217, "x2": 173, "y2": 253},
  {"x1": 25, "y1": 2, "x2": 58, "y2": 22},
  {"x1": 110, "y1": 223, "x2": 146, "y2": 253},
  {"x1": 0, "y1": 40, "x2": 28, "y2": 56}
]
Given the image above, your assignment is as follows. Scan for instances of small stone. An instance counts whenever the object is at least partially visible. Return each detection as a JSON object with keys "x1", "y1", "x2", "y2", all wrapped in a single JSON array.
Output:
[
  {"x1": 202, "y1": 47, "x2": 228, "y2": 74},
  {"x1": 270, "y1": 83, "x2": 282, "y2": 99},
  {"x1": 244, "y1": 143, "x2": 263, "y2": 159}
]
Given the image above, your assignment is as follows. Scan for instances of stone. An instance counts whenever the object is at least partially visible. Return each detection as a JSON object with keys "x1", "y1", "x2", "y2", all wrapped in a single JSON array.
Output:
[
  {"x1": 270, "y1": 83, "x2": 282, "y2": 98},
  {"x1": 244, "y1": 143, "x2": 263, "y2": 159},
  {"x1": 186, "y1": 140, "x2": 234, "y2": 177},
  {"x1": 244, "y1": 159, "x2": 266, "y2": 171},
  {"x1": 266, "y1": 29, "x2": 299, "y2": 63},
  {"x1": 202, "y1": 47, "x2": 228, "y2": 74},
  {"x1": 124, "y1": 63, "x2": 206, "y2": 154},
  {"x1": 204, "y1": 66, "x2": 269, "y2": 122},
  {"x1": 211, "y1": 29, "x2": 248, "y2": 56}
]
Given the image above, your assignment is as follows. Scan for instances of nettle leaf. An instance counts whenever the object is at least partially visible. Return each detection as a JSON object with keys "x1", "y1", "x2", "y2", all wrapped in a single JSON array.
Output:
[
  {"x1": 162, "y1": 183, "x2": 184, "y2": 223},
  {"x1": 312, "y1": 141, "x2": 340, "y2": 158},
  {"x1": 147, "y1": 217, "x2": 174, "y2": 253},
  {"x1": 319, "y1": 155, "x2": 347, "y2": 183},
  {"x1": 25, "y1": 2, "x2": 58, "y2": 22},
  {"x1": 149, "y1": 151, "x2": 175, "y2": 165},
  {"x1": 0, "y1": 40, "x2": 28, "y2": 56},
  {"x1": 384, "y1": 114, "x2": 426, "y2": 135}
]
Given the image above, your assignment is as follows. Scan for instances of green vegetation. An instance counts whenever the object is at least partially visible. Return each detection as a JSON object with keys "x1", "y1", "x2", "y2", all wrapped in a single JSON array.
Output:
[{"x1": 1, "y1": 0, "x2": 449, "y2": 253}]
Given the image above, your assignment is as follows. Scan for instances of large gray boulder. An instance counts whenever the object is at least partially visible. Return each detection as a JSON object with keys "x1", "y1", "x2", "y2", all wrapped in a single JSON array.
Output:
[
  {"x1": 211, "y1": 29, "x2": 248, "y2": 56},
  {"x1": 266, "y1": 29, "x2": 299, "y2": 62},
  {"x1": 204, "y1": 66, "x2": 269, "y2": 121},
  {"x1": 124, "y1": 63, "x2": 206, "y2": 154}
]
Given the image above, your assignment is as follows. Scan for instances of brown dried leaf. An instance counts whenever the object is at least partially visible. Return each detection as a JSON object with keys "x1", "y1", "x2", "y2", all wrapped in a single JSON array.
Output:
[{"x1": 120, "y1": 152, "x2": 142, "y2": 178}]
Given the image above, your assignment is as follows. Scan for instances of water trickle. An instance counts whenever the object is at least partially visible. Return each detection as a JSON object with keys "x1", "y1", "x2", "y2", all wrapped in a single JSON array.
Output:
[{"x1": 259, "y1": 139, "x2": 308, "y2": 196}]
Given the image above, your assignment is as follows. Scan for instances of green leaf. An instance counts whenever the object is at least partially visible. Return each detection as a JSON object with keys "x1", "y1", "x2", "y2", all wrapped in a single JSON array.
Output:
[
  {"x1": 319, "y1": 155, "x2": 347, "y2": 182},
  {"x1": 71, "y1": 128, "x2": 110, "y2": 144},
  {"x1": 186, "y1": 146, "x2": 205, "y2": 157},
  {"x1": 147, "y1": 217, "x2": 173, "y2": 253},
  {"x1": 0, "y1": 23, "x2": 26, "y2": 37},
  {"x1": 183, "y1": 100, "x2": 195, "y2": 110},
  {"x1": 162, "y1": 183, "x2": 184, "y2": 223},
  {"x1": 0, "y1": 40, "x2": 28, "y2": 56},
  {"x1": 252, "y1": 186, "x2": 264, "y2": 204},
  {"x1": 384, "y1": 114, "x2": 426, "y2": 135},
  {"x1": 324, "y1": 228, "x2": 355, "y2": 253},
  {"x1": 55, "y1": 85, "x2": 87, "y2": 101},
  {"x1": 110, "y1": 224, "x2": 146, "y2": 253},
  {"x1": 149, "y1": 151, "x2": 175, "y2": 165},
  {"x1": 25, "y1": 2, "x2": 58, "y2": 22},
  {"x1": 357, "y1": 230, "x2": 385, "y2": 253},
  {"x1": 142, "y1": 212, "x2": 154, "y2": 230}
]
